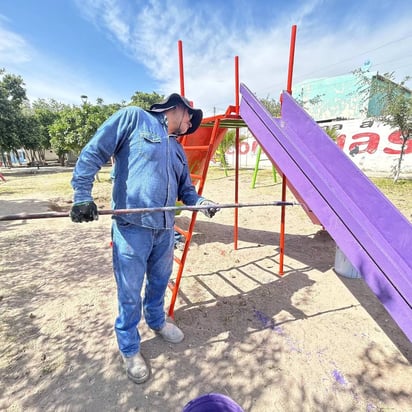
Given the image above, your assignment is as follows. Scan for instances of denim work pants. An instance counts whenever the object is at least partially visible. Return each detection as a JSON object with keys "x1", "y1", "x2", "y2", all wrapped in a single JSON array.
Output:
[{"x1": 111, "y1": 219, "x2": 174, "y2": 356}]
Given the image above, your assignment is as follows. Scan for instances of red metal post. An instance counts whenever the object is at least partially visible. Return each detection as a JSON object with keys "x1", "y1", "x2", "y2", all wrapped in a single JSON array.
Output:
[
  {"x1": 279, "y1": 24, "x2": 297, "y2": 275},
  {"x1": 234, "y1": 56, "x2": 240, "y2": 249},
  {"x1": 235, "y1": 56, "x2": 240, "y2": 115},
  {"x1": 178, "y1": 40, "x2": 185, "y2": 96},
  {"x1": 286, "y1": 25, "x2": 297, "y2": 94}
]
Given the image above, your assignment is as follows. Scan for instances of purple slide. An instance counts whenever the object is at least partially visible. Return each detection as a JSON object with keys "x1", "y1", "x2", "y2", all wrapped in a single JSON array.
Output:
[{"x1": 240, "y1": 82, "x2": 412, "y2": 342}]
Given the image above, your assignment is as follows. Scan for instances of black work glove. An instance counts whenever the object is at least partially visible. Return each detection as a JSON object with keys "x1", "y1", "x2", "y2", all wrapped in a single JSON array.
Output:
[
  {"x1": 70, "y1": 201, "x2": 99, "y2": 223},
  {"x1": 199, "y1": 199, "x2": 220, "y2": 218}
]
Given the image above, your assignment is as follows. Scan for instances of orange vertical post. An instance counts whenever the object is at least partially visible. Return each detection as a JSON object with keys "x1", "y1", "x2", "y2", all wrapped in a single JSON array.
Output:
[
  {"x1": 286, "y1": 26, "x2": 297, "y2": 95},
  {"x1": 178, "y1": 40, "x2": 185, "y2": 97},
  {"x1": 234, "y1": 56, "x2": 240, "y2": 249},
  {"x1": 279, "y1": 24, "x2": 297, "y2": 275}
]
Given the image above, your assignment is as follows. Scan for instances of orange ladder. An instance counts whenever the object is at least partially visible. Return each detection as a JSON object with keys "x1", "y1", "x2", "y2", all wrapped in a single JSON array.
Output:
[{"x1": 167, "y1": 106, "x2": 245, "y2": 318}]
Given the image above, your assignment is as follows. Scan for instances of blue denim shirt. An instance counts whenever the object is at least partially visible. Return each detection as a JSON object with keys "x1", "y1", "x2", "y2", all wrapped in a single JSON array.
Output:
[{"x1": 71, "y1": 106, "x2": 203, "y2": 229}]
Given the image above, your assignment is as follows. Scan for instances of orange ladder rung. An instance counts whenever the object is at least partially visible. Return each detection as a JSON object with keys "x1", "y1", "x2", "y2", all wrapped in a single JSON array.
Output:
[{"x1": 183, "y1": 146, "x2": 209, "y2": 151}]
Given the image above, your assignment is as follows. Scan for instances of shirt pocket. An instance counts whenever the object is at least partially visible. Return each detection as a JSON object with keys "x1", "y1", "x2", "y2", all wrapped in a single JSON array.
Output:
[
  {"x1": 140, "y1": 130, "x2": 162, "y2": 143},
  {"x1": 134, "y1": 130, "x2": 163, "y2": 157}
]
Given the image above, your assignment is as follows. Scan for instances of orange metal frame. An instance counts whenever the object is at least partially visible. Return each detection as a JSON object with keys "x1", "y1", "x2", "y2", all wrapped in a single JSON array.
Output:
[
  {"x1": 168, "y1": 28, "x2": 297, "y2": 317},
  {"x1": 168, "y1": 106, "x2": 244, "y2": 318}
]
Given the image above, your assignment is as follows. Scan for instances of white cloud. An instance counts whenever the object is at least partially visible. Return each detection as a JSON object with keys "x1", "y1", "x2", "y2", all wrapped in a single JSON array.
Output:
[
  {"x1": 76, "y1": 0, "x2": 412, "y2": 115},
  {"x1": 0, "y1": 22, "x2": 32, "y2": 64},
  {"x1": 0, "y1": 12, "x2": 122, "y2": 105}
]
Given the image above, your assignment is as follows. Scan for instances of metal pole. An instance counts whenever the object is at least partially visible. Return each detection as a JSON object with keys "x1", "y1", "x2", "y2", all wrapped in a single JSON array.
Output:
[
  {"x1": 234, "y1": 55, "x2": 240, "y2": 250},
  {"x1": 279, "y1": 24, "x2": 298, "y2": 276},
  {"x1": 0, "y1": 201, "x2": 299, "y2": 222},
  {"x1": 178, "y1": 40, "x2": 185, "y2": 97}
]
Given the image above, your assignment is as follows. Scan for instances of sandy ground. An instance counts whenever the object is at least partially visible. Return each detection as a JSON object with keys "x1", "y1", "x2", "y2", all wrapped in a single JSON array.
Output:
[{"x1": 0, "y1": 167, "x2": 411, "y2": 412}]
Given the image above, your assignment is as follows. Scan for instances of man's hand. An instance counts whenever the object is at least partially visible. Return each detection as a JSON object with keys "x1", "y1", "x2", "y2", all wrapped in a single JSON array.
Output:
[
  {"x1": 70, "y1": 201, "x2": 99, "y2": 223},
  {"x1": 199, "y1": 199, "x2": 220, "y2": 218}
]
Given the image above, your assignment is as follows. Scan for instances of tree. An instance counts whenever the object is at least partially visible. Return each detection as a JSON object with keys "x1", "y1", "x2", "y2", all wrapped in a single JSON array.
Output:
[
  {"x1": 354, "y1": 69, "x2": 412, "y2": 182},
  {"x1": 260, "y1": 95, "x2": 281, "y2": 117},
  {"x1": 48, "y1": 106, "x2": 78, "y2": 164},
  {"x1": 0, "y1": 69, "x2": 28, "y2": 166},
  {"x1": 130, "y1": 91, "x2": 164, "y2": 109},
  {"x1": 22, "y1": 99, "x2": 68, "y2": 165},
  {"x1": 16, "y1": 111, "x2": 42, "y2": 165},
  {"x1": 48, "y1": 99, "x2": 121, "y2": 164}
]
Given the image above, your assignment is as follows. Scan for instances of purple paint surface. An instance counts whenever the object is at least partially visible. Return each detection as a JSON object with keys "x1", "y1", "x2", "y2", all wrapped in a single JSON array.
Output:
[{"x1": 332, "y1": 369, "x2": 347, "y2": 385}]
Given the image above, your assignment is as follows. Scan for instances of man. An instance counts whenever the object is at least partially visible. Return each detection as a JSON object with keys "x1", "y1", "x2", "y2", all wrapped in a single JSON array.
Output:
[{"x1": 70, "y1": 93, "x2": 219, "y2": 383}]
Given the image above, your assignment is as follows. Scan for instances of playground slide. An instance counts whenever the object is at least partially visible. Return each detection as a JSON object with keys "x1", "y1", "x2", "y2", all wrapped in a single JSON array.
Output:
[{"x1": 239, "y1": 83, "x2": 412, "y2": 342}]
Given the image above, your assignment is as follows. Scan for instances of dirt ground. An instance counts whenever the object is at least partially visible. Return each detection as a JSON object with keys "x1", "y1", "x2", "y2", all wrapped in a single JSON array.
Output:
[{"x1": 0, "y1": 167, "x2": 411, "y2": 412}]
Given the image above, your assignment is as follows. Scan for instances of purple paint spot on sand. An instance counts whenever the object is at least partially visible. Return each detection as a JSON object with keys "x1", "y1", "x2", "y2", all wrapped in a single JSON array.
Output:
[
  {"x1": 253, "y1": 309, "x2": 272, "y2": 327},
  {"x1": 253, "y1": 309, "x2": 282, "y2": 333},
  {"x1": 332, "y1": 369, "x2": 347, "y2": 385}
]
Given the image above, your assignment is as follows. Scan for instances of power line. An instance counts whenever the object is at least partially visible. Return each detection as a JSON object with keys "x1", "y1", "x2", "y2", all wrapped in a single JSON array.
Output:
[
  {"x1": 254, "y1": 33, "x2": 412, "y2": 98},
  {"x1": 299, "y1": 33, "x2": 412, "y2": 80}
]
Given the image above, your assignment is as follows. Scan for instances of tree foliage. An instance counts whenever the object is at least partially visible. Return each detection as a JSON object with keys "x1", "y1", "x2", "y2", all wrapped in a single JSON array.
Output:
[
  {"x1": 48, "y1": 100, "x2": 122, "y2": 163},
  {"x1": 354, "y1": 69, "x2": 412, "y2": 181},
  {"x1": 0, "y1": 69, "x2": 28, "y2": 166},
  {"x1": 0, "y1": 67, "x2": 168, "y2": 167},
  {"x1": 260, "y1": 95, "x2": 281, "y2": 117},
  {"x1": 130, "y1": 91, "x2": 164, "y2": 109}
]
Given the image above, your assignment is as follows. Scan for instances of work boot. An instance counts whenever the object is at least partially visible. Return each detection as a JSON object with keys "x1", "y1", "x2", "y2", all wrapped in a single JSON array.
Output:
[
  {"x1": 122, "y1": 352, "x2": 150, "y2": 384},
  {"x1": 156, "y1": 321, "x2": 184, "y2": 343}
]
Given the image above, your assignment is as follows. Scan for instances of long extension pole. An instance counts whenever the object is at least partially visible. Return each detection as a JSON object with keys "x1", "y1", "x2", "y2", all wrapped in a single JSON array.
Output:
[{"x1": 0, "y1": 201, "x2": 299, "y2": 222}]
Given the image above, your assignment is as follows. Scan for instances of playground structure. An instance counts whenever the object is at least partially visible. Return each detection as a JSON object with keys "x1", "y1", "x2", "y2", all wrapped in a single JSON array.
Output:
[{"x1": 167, "y1": 29, "x2": 412, "y2": 343}]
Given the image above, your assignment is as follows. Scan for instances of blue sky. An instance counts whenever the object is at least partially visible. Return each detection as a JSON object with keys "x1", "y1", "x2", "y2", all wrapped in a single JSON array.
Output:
[{"x1": 1, "y1": 0, "x2": 411, "y2": 116}]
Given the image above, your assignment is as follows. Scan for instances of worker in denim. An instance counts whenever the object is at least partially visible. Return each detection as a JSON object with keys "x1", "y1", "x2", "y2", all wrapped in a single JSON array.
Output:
[{"x1": 70, "y1": 93, "x2": 219, "y2": 384}]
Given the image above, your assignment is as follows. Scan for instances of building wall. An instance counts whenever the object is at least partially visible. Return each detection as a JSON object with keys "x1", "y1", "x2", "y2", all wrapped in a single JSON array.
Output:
[
  {"x1": 294, "y1": 73, "x2": 370, "y2": 121},
  {"x1": 294, "y1": 72, "x2": 411, "y2": 122},
  {"x1": 222, "y1": 123, "x2": 412, "y2": 179},
  {"x1": 322, "y1": 118, "x2": 412, "y2": 177}
]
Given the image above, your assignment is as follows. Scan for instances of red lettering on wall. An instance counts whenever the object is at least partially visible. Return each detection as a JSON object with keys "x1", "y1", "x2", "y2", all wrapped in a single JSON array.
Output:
[
  {"x1": 348, "y1": 132, "x2": 380, "y2": 154},
  {"x1": 226, "y1": 140, "x2": 258, "y2": 155},
  {"x1": 239, "y1": 142, "x2": 250, "y2": 154},
  {"x1": 383, "y1": 130, "x2": 412, "y2": 154},
  {"x1": 336, "y1": 134, "x2": 346, "y2": 149}
]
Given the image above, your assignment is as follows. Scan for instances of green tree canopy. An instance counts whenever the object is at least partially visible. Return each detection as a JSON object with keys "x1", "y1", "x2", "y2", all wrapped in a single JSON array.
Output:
[
  {"x1": 354, "y1": 69, "x2": 412, "y2": 181},
  {"x1": 260, "y1": 96, "x2": 281, "y2": 117},
  {"x1": 0, "y1": 69, "x2": 28, "y2": 165},
  {"x1": 130, "y1": 91, "x2": 164, "y2": 109},
  {"x1": 48, "y1": 100, "x2": 121, "y2": 159}
]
